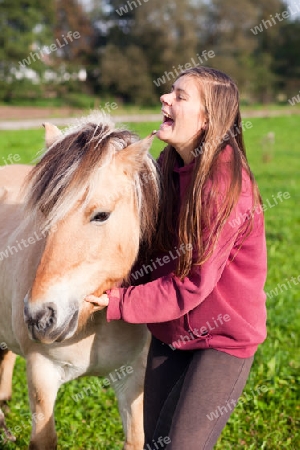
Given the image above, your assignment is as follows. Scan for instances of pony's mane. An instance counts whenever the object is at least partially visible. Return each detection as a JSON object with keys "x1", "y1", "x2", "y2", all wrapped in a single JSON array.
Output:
[{"x1": 22, "y1": 112, "x2": 160, "y2": 248}]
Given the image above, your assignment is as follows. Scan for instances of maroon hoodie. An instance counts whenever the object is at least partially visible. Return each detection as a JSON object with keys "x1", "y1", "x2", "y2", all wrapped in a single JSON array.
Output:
[{"x1": 106, "y1": 145, "x2": 267, "y2": 358}]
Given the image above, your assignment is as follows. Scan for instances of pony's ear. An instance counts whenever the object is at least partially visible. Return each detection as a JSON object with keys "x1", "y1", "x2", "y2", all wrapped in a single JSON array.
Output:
[
  {"x1": 116, "y1": 131, "x2": 157, "y2": 173},
  {"x1": 42, "y1": 122, "x2": 63, "y2": 148}
]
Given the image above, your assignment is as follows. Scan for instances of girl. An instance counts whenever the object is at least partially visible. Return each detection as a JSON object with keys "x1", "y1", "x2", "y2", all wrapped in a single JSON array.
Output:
[{"x1": 86, "y1": 67, "x2": 267, "y2": 449}]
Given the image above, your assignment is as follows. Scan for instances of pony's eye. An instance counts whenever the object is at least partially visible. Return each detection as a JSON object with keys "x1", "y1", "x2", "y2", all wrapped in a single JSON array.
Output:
[{"x1": 91, "y1": 212, "x2": 111, "y2": 223}]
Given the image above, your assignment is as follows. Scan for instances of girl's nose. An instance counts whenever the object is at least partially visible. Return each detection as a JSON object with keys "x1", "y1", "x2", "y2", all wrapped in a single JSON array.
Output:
[{"x1": 160, "y1": 93, "x2": 172, "y2": 105}]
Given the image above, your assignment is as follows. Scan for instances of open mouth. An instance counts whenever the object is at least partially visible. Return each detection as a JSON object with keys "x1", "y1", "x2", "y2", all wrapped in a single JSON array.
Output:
[{"x1": 161, "y1": 111, "x2": 174, "y2": 127}]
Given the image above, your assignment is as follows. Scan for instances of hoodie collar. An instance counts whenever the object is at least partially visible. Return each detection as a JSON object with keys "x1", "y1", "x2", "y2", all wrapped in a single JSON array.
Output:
[{"x1": 173, "y1": 156, "x2": 196, "y2": 173}]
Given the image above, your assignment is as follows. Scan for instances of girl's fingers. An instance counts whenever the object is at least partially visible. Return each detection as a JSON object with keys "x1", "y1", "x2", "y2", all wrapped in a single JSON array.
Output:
[{"x1": 85, "y1": 294, "x2": 109, "y2": 307}]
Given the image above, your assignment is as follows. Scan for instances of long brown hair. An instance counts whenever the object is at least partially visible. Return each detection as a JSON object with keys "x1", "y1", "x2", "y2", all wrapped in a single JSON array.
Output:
[{"x1": 155, "y1": 67, "x2": 261, "y2": 278}]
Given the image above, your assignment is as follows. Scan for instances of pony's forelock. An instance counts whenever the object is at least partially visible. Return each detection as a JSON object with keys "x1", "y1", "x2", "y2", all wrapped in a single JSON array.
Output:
[{"x1": 20, "y1": 113, "x2": 160, "y2": 248}]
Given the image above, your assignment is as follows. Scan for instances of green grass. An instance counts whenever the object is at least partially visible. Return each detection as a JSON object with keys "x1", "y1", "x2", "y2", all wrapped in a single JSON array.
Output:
[
  {"x1": 1, "y1": 101, "x2": 299, "y2": 121},
  {"x1": 0, "y1": 116, "x2": 299, "y2": 449}
]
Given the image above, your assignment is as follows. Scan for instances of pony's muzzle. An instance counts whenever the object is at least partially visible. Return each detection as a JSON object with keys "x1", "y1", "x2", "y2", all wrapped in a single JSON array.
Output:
[{"x1": 24, "y1": 301, "x2": 58, "y2": 343}]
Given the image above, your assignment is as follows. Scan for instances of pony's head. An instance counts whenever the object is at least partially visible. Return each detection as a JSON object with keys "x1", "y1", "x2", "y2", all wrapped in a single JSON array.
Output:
[{"x1": 23, "y1": 113, "x2": 160, "y2": 344}]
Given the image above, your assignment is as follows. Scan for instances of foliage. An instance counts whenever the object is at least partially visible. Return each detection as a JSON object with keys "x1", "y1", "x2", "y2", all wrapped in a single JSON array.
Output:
[
  {"x1": 2, "y1": 0, "x2": 300, "y2": 105},
  {"x1": 0, "y1": 0, "x2": 55, "y2": 101},
  {"x1": 271, "y1": 19, "x2": 300, "y2": 98},
  {"x1": 99, "y1": 44, "x2": 155, "y2": 105},
  {"x1": 85, "y1": 0, "x2": 300, "y2": 104}
]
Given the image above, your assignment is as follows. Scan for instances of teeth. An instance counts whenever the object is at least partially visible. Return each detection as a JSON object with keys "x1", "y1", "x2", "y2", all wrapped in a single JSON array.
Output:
[{"x1": 164, "y1": 112, "x2": 172, "y2": 119}]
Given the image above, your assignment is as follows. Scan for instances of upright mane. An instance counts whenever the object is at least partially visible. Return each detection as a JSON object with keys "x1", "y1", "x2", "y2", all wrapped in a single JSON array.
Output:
[{"x1": 23, "y1": 113, "x2": 160, "y2": 248}]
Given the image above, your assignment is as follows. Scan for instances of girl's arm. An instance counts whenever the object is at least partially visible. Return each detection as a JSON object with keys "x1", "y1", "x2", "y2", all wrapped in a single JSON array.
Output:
[
  {"x1": 86, "y1": 187, "x2": 257, "y2": 323},
  {"x1": 104, "y1": 216, "x2": 242, "y2": 324}
]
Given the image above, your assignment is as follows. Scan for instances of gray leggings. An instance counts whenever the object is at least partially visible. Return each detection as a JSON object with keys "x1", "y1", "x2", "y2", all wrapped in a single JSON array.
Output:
[{"x1": 143, "y1": 336, "x2": 254, "y2": 450}]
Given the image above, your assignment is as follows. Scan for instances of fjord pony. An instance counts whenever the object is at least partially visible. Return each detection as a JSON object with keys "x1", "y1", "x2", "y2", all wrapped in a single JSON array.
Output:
[{"x1": 0, "y1": 115, "x2": 160, "y2": 449}]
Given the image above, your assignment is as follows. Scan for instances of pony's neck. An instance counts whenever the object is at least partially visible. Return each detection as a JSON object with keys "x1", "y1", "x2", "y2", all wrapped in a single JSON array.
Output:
[{"x1": 9, "y1": 211, "x2": 47, "y2": 294}]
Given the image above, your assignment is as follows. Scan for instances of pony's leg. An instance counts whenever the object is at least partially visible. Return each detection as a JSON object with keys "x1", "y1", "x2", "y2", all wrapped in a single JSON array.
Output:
[
  {"x1": 112, "y1": 342, "x2": 149, "y2": 450},
  {"x1": 0, "y1": 407, "x2": 17, "y2": 443},
  {"x1": 0, "y1": 349, "x2": 16, "y2": 406},
  {"x1": 0, "y1": 349, "x2": 17, "y2": 442},
  {"x1": 26, "y1": 353, "x2": 61, "y2": 450}
]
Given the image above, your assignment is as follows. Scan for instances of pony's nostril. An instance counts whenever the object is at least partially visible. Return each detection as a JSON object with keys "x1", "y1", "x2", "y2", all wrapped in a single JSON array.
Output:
[
  {"x1": 24, "y1": 303, "x2": 57, "y2": 336},
  {"x1": 34, "y1": 307, "x2": 55, "y2": 332}
]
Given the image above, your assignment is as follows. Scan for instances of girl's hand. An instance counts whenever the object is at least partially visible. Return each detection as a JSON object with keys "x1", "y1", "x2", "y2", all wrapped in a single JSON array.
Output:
[{"x1": 85, "y1": 293, "x2": 109, "y2": 311}]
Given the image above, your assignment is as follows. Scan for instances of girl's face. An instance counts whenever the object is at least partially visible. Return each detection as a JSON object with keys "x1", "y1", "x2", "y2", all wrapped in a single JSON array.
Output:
[{"x1": 157, "y1": 75, "x2": 207, "y2": 164}]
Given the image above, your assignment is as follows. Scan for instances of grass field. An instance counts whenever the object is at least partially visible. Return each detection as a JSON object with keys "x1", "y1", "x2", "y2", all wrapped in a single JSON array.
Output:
[{"x1": 0, "y1": 115, "x2": 299, "y2": 449}]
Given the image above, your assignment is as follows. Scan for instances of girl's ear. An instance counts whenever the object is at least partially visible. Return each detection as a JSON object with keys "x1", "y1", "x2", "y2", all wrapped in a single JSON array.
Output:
[{"x1": 202, "y1": 120, "x2": 209, "y2": 131}]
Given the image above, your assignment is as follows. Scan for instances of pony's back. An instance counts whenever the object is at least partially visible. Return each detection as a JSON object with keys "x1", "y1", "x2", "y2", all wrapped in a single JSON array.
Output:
[{"x1": 0, "y1": 165, "x2": 33, "y2": 243}]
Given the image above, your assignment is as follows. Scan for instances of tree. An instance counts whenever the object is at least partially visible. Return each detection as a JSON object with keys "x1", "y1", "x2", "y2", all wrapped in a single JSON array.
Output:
[
  {"x1": 198, "y1": 0, "x2": 287, "y2": 102},
  {"x1": 133, "y1": 0, "x2": 202, "y2": 96},
  {"x1": 268, "y1": 18, "x2": 300, "y2": 99},
  {"x1": 54, "y1": 0, "x2": 94, "y2": 65},
  {"x1": 1, "y1": 0, "x2": 298, "y2": 105},
  {"x1": 88, "y1": 0, "x2": 203, "y2": 103},
  {"x1": 0, "y1": 0, "x2": 55, "y2": 101},
  {"x1": 99, "y1": 44, "x2": 155, "y2": 104}
]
